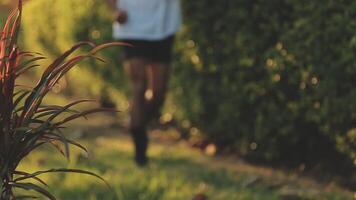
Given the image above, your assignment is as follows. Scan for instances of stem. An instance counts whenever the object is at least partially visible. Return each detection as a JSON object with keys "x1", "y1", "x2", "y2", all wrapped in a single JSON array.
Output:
[{"x1": 1, "y1": 172, "x2": 13, "y2": 200}]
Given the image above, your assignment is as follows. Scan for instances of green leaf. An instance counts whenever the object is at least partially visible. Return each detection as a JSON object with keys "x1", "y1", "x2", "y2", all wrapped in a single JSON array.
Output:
[
  {"x1": 14, "y1": 168, "x2": 110, "y2": 189},
  {"x1": 10, "y1": 182, "x2": 56, "y2": 200}
]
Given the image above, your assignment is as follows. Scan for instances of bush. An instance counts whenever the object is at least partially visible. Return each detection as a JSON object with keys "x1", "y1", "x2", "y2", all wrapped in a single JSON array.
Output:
[
  {"x1": 171, "y1": 0, "x2": 356, "y2": 165},
  {"x1": 22, "y1": 0, "x2": 128, "y2": 107}
]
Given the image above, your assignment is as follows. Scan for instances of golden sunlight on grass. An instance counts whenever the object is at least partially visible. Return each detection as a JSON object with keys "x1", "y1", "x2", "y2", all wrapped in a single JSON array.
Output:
[{"x1": 15, "y1": 113, "x2": 353, "y2": 200}]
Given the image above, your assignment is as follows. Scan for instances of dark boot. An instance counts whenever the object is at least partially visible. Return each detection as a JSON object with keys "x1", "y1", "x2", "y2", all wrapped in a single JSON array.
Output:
[{"x1": 131, "y1": 127, "x2": 148, "y2": 166}]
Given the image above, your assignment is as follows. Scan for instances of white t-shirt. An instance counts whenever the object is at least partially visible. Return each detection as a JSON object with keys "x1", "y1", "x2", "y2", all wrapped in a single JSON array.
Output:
[{"x1": 113, "y1": 0, "x2": 182, "y2": 41}]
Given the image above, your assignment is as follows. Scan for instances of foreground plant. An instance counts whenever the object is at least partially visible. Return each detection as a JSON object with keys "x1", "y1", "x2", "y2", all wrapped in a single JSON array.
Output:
[{"x1": 0, "y1": 1, "x2": 122, "y2": 199}]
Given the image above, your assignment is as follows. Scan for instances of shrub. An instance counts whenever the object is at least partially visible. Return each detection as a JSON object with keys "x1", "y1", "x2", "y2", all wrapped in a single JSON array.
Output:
[
  {"x1": 171, "y1": 0, "x2": 356, "y2": 165},
  {"x1": 0, "y1": 1, "x2": 120, "y2": 198},
  {"x1": 22, "y1": 0, "x2": 128, "y2": 104}
]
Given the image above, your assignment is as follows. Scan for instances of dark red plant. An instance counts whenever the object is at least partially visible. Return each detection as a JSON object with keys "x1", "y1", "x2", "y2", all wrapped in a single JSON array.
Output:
[{"x1": 0, "y1": 1, "x2": 123, "y2": 199}]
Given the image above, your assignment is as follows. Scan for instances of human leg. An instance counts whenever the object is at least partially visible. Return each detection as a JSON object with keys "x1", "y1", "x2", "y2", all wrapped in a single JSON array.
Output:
[
  {"x1": 124, "y1": 58, "x2": 149, "y2": 165},
  {"x1": 145, "y1": 62, "x2": 171, "y2": 123}
]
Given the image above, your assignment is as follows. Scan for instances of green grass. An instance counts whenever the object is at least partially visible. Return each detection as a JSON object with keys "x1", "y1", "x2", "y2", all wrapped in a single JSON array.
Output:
[{"x1": 15, "y1": 124, "x2": 352, "y2": 200}]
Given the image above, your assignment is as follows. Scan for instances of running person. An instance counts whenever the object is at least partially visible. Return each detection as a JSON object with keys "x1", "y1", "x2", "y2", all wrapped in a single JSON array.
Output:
[{"x1": 106, "y1": 0, "x2": 182, "y2": 166}]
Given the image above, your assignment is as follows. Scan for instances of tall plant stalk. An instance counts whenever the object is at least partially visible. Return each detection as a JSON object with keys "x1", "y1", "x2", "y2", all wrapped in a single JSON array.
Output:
[{"x1": 0, "y1": 1, "x2": 123, "y2": 199}]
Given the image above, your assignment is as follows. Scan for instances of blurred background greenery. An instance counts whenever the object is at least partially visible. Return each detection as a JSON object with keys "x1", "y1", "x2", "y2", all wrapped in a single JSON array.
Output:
[
  {"x1": 17, "y1": 0, "x2": 356, "y2": 166},
  {"x1": 0, "y1": 0, "x2": 355, "y2": 199}
]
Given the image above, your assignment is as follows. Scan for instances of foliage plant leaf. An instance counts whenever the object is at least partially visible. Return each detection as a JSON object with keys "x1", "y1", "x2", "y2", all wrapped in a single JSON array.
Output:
[{"x1": 0, "y1": 1, "x2": 121, "y2": 199}]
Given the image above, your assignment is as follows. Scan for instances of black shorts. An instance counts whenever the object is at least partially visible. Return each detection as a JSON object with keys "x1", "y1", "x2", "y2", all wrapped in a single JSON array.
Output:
[{"x1": 121, "y1": 35, "x2": 175, "y2": 63}]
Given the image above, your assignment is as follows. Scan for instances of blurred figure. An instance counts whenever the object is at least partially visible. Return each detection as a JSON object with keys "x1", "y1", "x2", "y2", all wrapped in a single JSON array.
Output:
[{"x1": 107, "y1": 0, "x2": 182, "y2": 166}]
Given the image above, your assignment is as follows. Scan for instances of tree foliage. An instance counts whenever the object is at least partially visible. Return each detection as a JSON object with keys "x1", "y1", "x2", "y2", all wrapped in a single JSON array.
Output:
[{"x1": 22, "y1": 0, "x2": 127, "y2": 99}]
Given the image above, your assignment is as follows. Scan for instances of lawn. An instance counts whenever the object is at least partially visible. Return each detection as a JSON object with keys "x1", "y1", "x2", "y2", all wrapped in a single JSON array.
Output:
[{"x1": 14, "y1": 114, "x2": 352, "y2": 200}]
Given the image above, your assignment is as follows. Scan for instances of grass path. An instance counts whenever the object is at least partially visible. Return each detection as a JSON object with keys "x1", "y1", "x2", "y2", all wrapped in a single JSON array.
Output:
[{"x1": 15, "y1": 114, "x2": 353, "y2": 200}]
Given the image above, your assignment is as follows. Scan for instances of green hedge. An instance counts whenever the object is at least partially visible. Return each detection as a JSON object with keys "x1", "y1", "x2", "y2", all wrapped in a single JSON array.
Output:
[
  {"x1": 23, "y1": 0, "x2": 356, "y2": 165},
  {"x1": 172, "y1": 0, "x2": 356, "y2": 164}
]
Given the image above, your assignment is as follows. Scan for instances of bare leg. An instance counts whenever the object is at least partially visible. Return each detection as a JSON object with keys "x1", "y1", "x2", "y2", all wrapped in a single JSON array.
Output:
[
  {"x1": 146, "y1": 62, "x2": 171, "y2": 123},
  {"x1": 124, "y1": 58, "x2": 149, "y2": 166}
]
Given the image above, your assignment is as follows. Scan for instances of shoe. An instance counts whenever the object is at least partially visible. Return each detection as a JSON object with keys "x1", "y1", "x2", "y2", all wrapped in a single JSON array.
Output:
[
  {"x1": 131, "y1": 127, "x2": 148, "y2": 167},
  {"x1": 135, "y1": 153, "x2": 148, "y2": 167}
]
